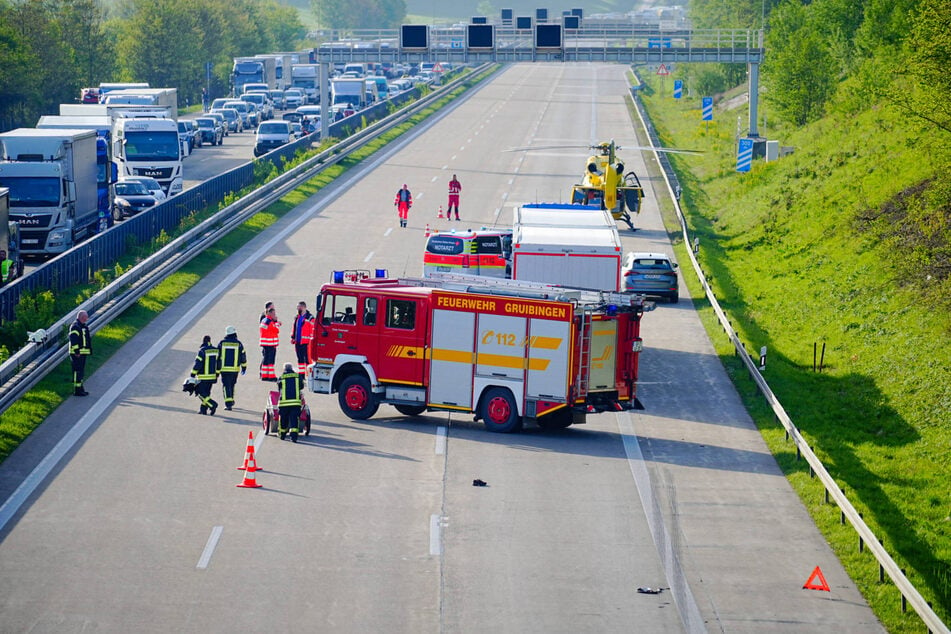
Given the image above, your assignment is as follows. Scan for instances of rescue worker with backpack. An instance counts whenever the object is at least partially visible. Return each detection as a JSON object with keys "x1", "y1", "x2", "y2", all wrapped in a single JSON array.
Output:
[
  {"x1": 291, "y1": 301, "x2": 315, "y2": 375},
  {"x1": 394, "y1": 184, "x2": 412, "y2": 228},
  {"x1": 217, "y1": 325, "x2": 247, "y2": 411},
  {"x1": 190, "y1": 335, "x2": 220, "y2": 415},
  {"x1": 278, "y1": 362, "x2": 304, "y2": 442}
]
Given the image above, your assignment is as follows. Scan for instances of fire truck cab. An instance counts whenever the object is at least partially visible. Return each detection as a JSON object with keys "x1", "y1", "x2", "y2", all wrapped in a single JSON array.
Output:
[{"x1": 308, "y1": 271, "x2": 651, "y2": 432}]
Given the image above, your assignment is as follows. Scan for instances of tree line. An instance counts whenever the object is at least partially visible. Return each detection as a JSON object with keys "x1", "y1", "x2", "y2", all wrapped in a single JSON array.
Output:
[
  {"x1": 0, "y1": 0, "x2": 307, "y2": 130},
  {"x1": 687, "y1": 0, "x2": 951, "y2": 133}
]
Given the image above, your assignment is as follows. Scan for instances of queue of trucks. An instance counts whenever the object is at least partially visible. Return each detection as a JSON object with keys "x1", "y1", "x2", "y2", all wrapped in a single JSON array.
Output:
[{"x1": 0, "y1": 83, "x2": 183, "y2": 257}]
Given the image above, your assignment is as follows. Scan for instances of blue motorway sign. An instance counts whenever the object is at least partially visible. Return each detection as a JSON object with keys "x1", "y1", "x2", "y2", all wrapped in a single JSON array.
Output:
[
  {"x1": 737, "y1": 138, "x2": 754, "y2": 172},
  {"x1": 648, "y1": 38, "x2": 672, "y2": 49},
  {"x1": 673, "y1": 79, "x2": 682, "y2": 99},
  {"x1": 702, "y1": 96, "x2": 713, "y2": 121}
]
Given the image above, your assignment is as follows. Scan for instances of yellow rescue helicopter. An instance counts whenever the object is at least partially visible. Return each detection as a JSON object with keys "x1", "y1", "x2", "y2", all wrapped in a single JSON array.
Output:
[{"x1": 569, "y1": 140, "x2": 644, "y2": 231}]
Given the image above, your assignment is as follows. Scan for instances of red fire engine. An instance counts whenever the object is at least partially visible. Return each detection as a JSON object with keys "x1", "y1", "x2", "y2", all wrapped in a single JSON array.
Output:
[{"x1": 307, "y1": 271, "x2": 652, "y2": 432}]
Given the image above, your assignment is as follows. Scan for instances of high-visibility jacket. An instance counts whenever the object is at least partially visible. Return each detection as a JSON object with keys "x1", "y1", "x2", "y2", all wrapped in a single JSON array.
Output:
[
  {"x1": 69, "y1": 320, "x2": 92, "y2": 356},
  {"x1": 394, "y1": 188, "x2": 412, "y2": 205},
  {"x1": 278, "y1": 371, "x2": 303, "y2": 407},
  {"x1": 192, "y1": 344, "x2": 220, "y2": 382},
  {"x1": 293, "y1": 311, "x2": 315, "y2": 344},
  {"x1": 217, "y1": 335, "x2": 247, "y2": 373},
  {"x1": 259, "y1": 317, "x2": 280, "y2": 347},
  {"x1": 0, "y1": 258, "x2": 13, "y2": 283},
  {"x1": 448, "y1": 179, "x2": 461, "y2": 195}
]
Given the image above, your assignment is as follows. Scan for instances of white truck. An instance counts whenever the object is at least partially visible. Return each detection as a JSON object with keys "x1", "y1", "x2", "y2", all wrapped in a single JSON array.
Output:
[
  {"x1": 511, "y1": 203, "x2": 623, "y2": 291},
  {"x1": 291, "y1": 64, "x2": 320, "y2": 104},
  {"x1": 256, "y1": 54, "x2": 294, "y2": 90},
  {"x1": 330, "y1": 77, "x2": 367, "y2": 110},
  {"x1": 0, "y1": 129, "x2": 100, "y2": 256},
  {"x1": 59, "y1": 103, "x2": 177, "y2": 122},
  {"x1": 112, "y1": 115, "x2": 183, "y2": 196},
  {"x1": 233, "y1": 57, "x2": 276, "y2": 94},
  {"x1": 102, "y1": 88, "x2": 178, "y2": 118}
]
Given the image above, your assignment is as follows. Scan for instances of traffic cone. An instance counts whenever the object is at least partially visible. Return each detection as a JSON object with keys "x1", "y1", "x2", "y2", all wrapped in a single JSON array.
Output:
[
  {"x1": 437, "y1": 205, "x2": 444, "y2": 219},
  {"x1": 237, "y1": 431, "x2": 260, "y2": 471},
  {"x1": 425, "y1": 223, "x2": 431, "y2": 237},
  {"x1": 236, "y1": 449, "x2": 262, "y2": 488}
]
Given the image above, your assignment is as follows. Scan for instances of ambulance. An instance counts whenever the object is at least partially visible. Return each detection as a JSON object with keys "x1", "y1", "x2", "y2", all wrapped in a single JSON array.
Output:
[
  {"x1": 422, "y1": 228, "x2": 512, "y2": 278},
  {"x1": 307, "y1": 271, "x2": 652, "y2": 432}
]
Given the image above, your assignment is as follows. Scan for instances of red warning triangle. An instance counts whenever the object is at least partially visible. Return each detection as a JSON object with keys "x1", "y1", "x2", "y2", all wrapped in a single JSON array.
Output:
[{"x1": 802, "y1": 566, "x2": 831, "y2": 592}]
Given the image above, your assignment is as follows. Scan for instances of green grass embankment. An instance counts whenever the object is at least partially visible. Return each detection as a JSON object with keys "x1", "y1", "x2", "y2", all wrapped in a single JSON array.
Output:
[{"x1": 636, "y1": 76, "x2": 951, "y2": 633}]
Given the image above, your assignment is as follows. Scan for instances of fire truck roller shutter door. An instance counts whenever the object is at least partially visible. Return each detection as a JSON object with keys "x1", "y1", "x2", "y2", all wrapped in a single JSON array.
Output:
[
  {"x1": 588, "y1": 319, "x2": 618, "y2": 391},
  {"x1": 475, "y1": 314, "x2": 527, "y2": 381},
  {"x1": 428, "y1": 309, "x2": 475, "y2": 408},
  {"x1": 525, "y1": 318, "x2": 571, "y2": 400}
]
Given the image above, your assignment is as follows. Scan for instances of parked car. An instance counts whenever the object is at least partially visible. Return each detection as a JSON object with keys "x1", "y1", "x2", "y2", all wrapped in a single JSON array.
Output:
[
  {"x1": 284, "y1": 89, "x2": 304, "y2": 110},
  {"x1": 621, "y1": 252, "x2": 680, "y2": 303},
  {"x1": 178, "y1": 120, "x2": 200, "y2": 151},
  {"x1": 122, "y1": 176, "x2": 167, "y2": 201},
  {"x1": 223, "y1": 100, "x2": 255, "y2": 129},
  {"x1": 195, "y1": 116, "x2": 224, "y2": 146},
  {"x1": 112, "y1": 179, "x2": 158, "y2": 220},
  {"x1": 205, "y1": 111, "x2": 229, "y2": 136},
  {"x1": 254, "y1": 120, "x2": 293, "y2": 157},
  {"x1": 212, "y1": 107, "x2": 242, "y2": 133}
]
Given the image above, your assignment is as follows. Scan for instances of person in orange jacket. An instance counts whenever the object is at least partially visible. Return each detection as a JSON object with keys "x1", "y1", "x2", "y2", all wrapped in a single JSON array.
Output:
[
  {"x1": 291, "y1": 301, "x2": 315, "y2": 375},
  {"x1": 447, "y1": 174, "x2": 462, "y2": 220},
  {"x1": 259, "y1": 305, "x2": 281, "y2": 381},
  {"x1": 394, "y1": 184, "x2": 412, "y2": 228}
]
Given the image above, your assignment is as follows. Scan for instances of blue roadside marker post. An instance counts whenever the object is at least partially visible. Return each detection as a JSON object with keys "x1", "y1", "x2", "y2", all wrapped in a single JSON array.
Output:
[
  {"x1": 737, "y1": 137, "x2": 754, "y2": 172},
  {"x1": 673, "y1": 79, "x2": 682, "y2": 99}
]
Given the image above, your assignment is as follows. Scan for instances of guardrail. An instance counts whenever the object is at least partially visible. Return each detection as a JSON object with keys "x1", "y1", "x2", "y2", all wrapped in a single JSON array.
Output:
[
  {"x1": 0, "y1": 64, "x2": 495, "y2": 416},
  {"x1": 628, "y1": 76, "x2": 949, "y2": 634}
]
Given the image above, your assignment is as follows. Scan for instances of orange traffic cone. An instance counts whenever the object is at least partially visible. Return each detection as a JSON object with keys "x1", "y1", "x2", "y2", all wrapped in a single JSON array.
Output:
[
  {"x1": 425, "y1": 223, "x2": 431, "y2": 237},
  {"x1": 236, "y1": 448, "x2": 262, "y2": 488},
  {"x1": 437, "y1": 205, "x2": 444, "y2": 219},
  {"x1": 237, "y1": 431, "x2": 260, "y2": 471}
]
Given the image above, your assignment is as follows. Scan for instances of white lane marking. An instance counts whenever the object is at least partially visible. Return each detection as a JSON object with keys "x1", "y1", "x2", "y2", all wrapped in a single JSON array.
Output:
[
  {"x1": 363, "y1": 251, "x2": 374, "y2": 263},
  {"x1": 384, "y1": 228, "x2": 392, "y2": 237},
  {"x1": 467, "y1": 138, "x2": 472, "y2": 144},
  {"x1": 196, "y1": 525, "x2": 224, "y2": 569},
  {"x1": 435, "y1": 426, "x2": 447, "y2": 455},
  {"x1": 441, "y1": 165, "x2": 448, "y2": 170},
  {"x1": 416, "y1": 192, "x2": 425, "y2": 200},
  {"x1": 451, "y1": 155, "x2": 457, "y2": 161},
  {"x1": 616, "y1": 413, "x2": 705, "y2": 633},
  {"x1": 431, "y1": 176, "x2": 437, "y2": 182},
  {"x1": 430, "y1": 514, "x2": 443, "y2": 556},
  {"x1": 508, "y1": 178, "x2": 514, "y2": 185}
]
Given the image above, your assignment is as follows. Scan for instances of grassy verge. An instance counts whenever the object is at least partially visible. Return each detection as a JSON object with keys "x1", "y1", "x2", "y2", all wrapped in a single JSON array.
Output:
[
  {"x1": 631, "y1": 73, "x2": 950, "y2": 632},
  {"x1": 0, "y1": 65, "x2": 498, "y2": 465}
]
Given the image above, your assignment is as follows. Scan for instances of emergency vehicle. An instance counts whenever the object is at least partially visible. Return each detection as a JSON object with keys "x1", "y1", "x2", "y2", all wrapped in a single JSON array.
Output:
[
  {"x1": 423, "y1": 228, "x2": 512, "y2": 278},
  {"x1": 307, "y1": 271, "x2": 652, "y2": 432}
]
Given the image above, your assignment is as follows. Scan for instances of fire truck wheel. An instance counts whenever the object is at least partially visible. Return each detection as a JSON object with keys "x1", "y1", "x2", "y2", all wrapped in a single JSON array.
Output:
[
  {"x1": 339, "y1": 375, "x2": 379, "y2": 420},
  {"x1": 263, "y1": 410, "x2": 273, "y2": 434},
  {"x1": 394, "y1": 404, "x2": 426, "y2": 417},
  {"x1": 480, "y1": 388, "x2": 522, "y2": 433}
]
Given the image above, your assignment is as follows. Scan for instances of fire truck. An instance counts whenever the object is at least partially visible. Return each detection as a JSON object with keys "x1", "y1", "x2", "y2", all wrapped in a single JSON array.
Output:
[{"x1": 307, "y1": 271, "x2": 653, "y2": 432}]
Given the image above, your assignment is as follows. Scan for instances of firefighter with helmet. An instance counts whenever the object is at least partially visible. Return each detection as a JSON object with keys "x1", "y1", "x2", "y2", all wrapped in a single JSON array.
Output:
[
  {"x1": 278, "y1": 362, "x2": 304, "y2": 442},
  {"x1": 190, "y1": 335, "x2": 220, "y2": 415},
  {"x1": 217, "y1": 325, "x2": 247, "y2": 410}
]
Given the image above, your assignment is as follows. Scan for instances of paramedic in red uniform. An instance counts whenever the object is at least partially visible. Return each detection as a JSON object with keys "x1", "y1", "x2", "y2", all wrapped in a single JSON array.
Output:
[
  {"x1": 447, "y1": 174, "x2": 461, "y2": 220},
  {"x1": 259, "y1": 306, "x2": 281, "y2": 381},
  {"x1": 291, "y1": 301, "x2": 315, "y2": 375},
  {"x1": 394, "y1": 184, "x2": 412, "y2": 228}
]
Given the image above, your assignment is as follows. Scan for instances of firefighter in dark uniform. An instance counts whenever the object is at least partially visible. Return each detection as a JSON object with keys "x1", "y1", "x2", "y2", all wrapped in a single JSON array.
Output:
[
  {"x1": 191, "y1": 335, "x2": 220, "y2": 415},
  {"x1": 68, "y1": 310, "x2": 92, "y2": 396},
  {"x1": 278, "y1": 362, "x2": 304, "y2": 442},
  {"x1": 217, "y1": 325, "x2": 247, "y2": 411}
]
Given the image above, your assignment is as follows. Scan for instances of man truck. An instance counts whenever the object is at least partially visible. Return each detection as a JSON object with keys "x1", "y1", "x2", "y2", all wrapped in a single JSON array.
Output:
[
  {"x1": 0, "y1": 128, "x2": 99, "y2": 256},
  {"x1": 112, "y1": 115, "x2": 183, "y2": 196},
  {"x1": 291, "y1": 64, "x2": 321, "y2": 104},
  {"x1": 307, "y1": 271, "x2": 650, "y2": 432},
  {"x1": 232, "y1": 57, "x2": 276, "y2": 95},
  {"x1": 36, "y1": 114, "x2": 118, "y2": 232}
]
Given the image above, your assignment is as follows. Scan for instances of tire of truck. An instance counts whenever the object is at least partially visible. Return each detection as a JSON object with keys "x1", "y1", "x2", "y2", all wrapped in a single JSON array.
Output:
[
  {"x1": 394, "y1": 404, "x2": 426, "y2": 417},
  {"x1": 479, "y1": 387, "x2": 522, "y2": 433},
  {"x1": 338, "y1": 375, "x2": 379, "y2": 420}
]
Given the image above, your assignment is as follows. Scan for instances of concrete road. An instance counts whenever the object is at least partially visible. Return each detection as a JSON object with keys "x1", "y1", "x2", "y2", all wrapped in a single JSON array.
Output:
[{"x1": 0, "y1": 64, "x2": 881, "y2": 633}]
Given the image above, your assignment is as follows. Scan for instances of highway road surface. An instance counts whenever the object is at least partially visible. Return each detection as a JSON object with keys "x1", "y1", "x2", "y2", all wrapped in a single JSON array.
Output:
[{"x1": 0, "y1": 64, "x2": 882, "y2": 633}]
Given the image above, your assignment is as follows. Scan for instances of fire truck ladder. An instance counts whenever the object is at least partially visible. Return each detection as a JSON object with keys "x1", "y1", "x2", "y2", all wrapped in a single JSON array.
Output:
[
  {"x1": 575, "y1": 307, "x2": 595, "y2": 400},
  {"x1": 405, "y1": 273, "x2": 647, "y2": 309}
]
